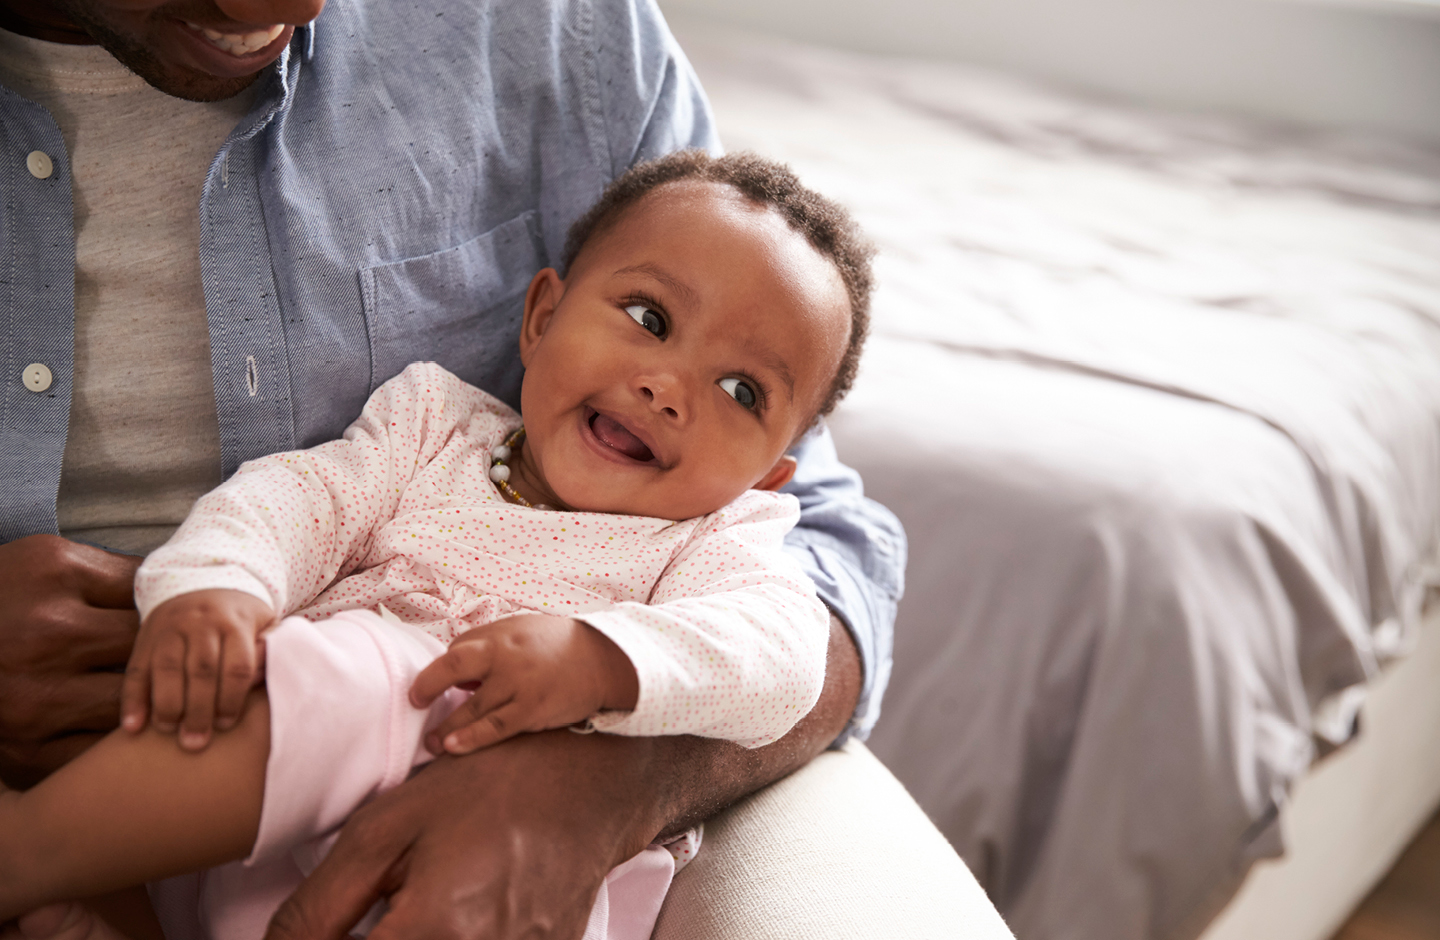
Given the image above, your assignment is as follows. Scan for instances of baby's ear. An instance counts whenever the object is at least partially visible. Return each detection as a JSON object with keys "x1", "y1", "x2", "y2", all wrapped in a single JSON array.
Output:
[
  {"x1": 754, "y1": 455, "x2": 798, "y2": 492},
  {"x1": 519, "y1": 268, "x2": 565, "y2": 367}
]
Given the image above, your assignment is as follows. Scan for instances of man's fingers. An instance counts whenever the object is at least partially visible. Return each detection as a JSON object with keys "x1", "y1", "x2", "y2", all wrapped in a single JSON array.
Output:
[
  {"x1": 0, "y1": 536, "x2": 144, "y2": 785},
  {"x1": 67, "y1": 608, "x2": 142, "y2": 671},
  {"x1": 12, "y1": 600, "x2": 139, "y2": 673},
  {"x1": 0, "y1": 672, "x2": 122, "y2": 787},
  {"x1": 0, "y1": 731, "x2": 107, "y2": 789},
  {"x1": 263, "y1": 810, "x2": 407, "y2": 940},
  {"x1": 410, "y1": 642, "x2": 491, "y2": 708},
  {"x1": 14, "y1": 902, "x2": 98, "y2": 940},
  {"x1": 69, "y1": 548, "x2": 143, "y2": 610},
  {"x1": 30, "y1": 673, "x2": 124, "y2": 736},
  {"x1": 297, "y1": 736, "x2": 630, "y2": 940}
]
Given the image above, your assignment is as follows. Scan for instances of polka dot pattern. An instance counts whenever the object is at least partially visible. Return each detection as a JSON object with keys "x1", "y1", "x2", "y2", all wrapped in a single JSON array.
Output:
[
  {"x1": 137, "y1": 363, "x2": 829, "y2": 748},
  {"x1": 658, "y1": 824, "x2": 703, "y2": 874}
]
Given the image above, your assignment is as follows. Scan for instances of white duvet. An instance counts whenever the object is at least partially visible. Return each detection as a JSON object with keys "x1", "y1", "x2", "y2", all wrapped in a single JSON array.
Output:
[{"x1": 668, "y1": 16, "x2": 1440, "y2": 940}]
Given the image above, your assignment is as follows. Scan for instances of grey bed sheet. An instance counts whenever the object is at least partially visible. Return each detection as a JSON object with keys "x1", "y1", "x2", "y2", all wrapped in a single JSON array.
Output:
[{"x1": 667, "y1": 17, "x2": 1440, "y2": 940}]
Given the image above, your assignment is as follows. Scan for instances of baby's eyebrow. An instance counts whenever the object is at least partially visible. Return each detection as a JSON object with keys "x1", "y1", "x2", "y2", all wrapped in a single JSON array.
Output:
[
  {"x1": 613, "y1": 264, "x2": 700, "y2": 309},
  {"x1": 743, "y1": 340, "x2": 796, "y2": 403}
]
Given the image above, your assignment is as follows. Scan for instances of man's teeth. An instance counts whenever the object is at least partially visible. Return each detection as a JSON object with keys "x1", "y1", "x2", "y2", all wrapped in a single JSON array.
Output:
[{"x1": 187, "y1": 22, "x2": 284, "y2": 55}]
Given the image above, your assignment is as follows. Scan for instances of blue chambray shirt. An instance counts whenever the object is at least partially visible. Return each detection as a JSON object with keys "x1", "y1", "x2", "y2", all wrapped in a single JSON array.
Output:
[{"x1": 0, "y1": 0, "x2": 903, "y2": 743}]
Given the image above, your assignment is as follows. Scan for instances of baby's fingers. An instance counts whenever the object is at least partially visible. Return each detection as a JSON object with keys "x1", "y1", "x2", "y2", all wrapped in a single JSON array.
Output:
[
  {"x1": 410, "y1": 639, "x2": 493, "y2": 708},
  {"x1": 441, "y1": 699, "x2": 531, "y2": 755},
  {"x1": 214, "y1": 630, "x2": 259, "y2": 732},
  {"x1": 178, "y1": 630, "x2": 223, "y2": 750},
  {"x1": 120, "y1": 642, "x2": 155, "y2": 733},
  {"x1": 149, "y1": 632, "x2": 190, "y2": 734},
  {"x1": 430, "y1": 677, "x2": 505, "y2": 746}
]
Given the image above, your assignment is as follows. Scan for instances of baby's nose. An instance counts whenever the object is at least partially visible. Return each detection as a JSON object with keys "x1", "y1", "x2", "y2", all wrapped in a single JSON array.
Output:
[{"x1": 638, "y1": 374, "x2": 686, "y2": 420}]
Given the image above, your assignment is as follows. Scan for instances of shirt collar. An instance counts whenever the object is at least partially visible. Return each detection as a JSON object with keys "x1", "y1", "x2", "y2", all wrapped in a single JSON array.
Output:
[{"x1": 228, "y1": 21, "x2": 310, "y2": 145}]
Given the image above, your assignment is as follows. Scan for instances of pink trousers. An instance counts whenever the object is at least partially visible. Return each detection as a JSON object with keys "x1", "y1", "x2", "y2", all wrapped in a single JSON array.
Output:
[{"x1": 149, "y1": 611, "x2": 678, "y2": 940}]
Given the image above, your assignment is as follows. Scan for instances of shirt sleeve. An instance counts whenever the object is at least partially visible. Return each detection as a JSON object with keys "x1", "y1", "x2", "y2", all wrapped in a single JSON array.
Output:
[
  {"x1": 783, "y1": 422, "x2": 908, "y2": 746},
  {"x1": 134, "y1": 363, "x2": 477, "y2": 620},
  {"x1": 591, "y1": 0, "x2": 723, "y2": 181},
  {"x1": 578, "y1": 491, "x2": 830, "y2": 748}
]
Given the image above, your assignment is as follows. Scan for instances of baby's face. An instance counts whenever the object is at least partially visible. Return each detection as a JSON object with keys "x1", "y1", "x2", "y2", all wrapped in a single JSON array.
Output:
[{"x1": 514, "y1": 180, "x2": 851, "y2": 520}]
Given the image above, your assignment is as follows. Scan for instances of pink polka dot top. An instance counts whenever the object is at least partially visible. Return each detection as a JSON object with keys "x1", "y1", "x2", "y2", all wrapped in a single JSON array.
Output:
[{"x1": 136, "y1": 363, "x2": 828, "y2": 747}]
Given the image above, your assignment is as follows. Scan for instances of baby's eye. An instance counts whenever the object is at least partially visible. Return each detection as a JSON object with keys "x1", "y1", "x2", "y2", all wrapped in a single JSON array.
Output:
[
  {"x1": 719, "y1": 377, "x2": 758, "y2": 410},
  {"x1": 625, "y1": 304, "x2": 666, "y2": 338}
]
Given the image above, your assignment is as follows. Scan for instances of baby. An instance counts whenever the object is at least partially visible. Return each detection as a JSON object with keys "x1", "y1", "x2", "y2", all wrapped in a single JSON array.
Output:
[{"x1": 0, "y1": 150, "x2": 874, "y2": 940}]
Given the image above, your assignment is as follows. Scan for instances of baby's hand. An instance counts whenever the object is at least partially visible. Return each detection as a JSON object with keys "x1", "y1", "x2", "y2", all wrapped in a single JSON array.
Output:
[
  {"x1": 121, "y1": 589, "x2": 275, "y2": 750},
  {"x1": 409, "y1": 613, "x2": 639, "y2": 755}
]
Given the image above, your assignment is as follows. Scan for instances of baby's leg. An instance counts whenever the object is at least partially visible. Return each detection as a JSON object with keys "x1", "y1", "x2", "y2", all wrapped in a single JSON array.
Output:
[{"x1": 0, "y1": 689, "x2": 270, "y2": 921}]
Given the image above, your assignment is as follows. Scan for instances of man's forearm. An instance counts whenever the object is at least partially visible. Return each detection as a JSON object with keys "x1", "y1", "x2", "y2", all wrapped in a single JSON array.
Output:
[
  {"x1": 260, "y1": 613, "x2": 863, "y2": 940},
  {"x1": 648, "y1": 611, "x2": 860, "y2": 839}
]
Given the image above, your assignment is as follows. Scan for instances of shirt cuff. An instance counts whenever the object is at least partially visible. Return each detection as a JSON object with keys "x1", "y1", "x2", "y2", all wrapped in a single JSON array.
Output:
[{"x1": 134, "y1": 564, "x2": 278, "y2": 621}]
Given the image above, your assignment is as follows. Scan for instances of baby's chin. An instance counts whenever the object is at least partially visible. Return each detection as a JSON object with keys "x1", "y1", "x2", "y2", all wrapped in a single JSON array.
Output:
[
  {"x1": 553, "y1": 484, "x2": 737, "y2": 522},
  {"x1": 557, "y1": 495, "x2": 686, "y2": 521}
]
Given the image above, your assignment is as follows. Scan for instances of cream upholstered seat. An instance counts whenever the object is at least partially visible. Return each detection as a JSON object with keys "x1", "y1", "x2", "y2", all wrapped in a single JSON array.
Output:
[{"x1": 654, "y1": 741, "x2": 1012, "y2": 939}]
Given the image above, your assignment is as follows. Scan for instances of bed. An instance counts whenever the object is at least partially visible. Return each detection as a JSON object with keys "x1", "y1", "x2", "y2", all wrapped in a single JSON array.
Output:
[{"x1": 664, "y1": 15, "x2": 1440, "y2": 940}]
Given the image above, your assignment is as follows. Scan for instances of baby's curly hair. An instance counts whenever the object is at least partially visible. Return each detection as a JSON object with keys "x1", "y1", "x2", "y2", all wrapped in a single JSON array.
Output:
[{"x1": 563, "y1": 150, "x2": 875, "y2": 422}]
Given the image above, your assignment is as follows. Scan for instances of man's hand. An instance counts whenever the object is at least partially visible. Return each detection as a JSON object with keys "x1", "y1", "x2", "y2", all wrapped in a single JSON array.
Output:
[
  {"x1": 263, "y1": 613, "x2": 861, "y2": 940},
  {"x1": 409, "y1": 614, "x2": 639, "y2": 756},
  {"x1": 265, "y1": 730, "x2": 657, "y2": 940},
  {"x1": 0, "y1": 535, "x2": 141, "y2": 789},
  {"x1": 121, "y1": 589, "x2": 274, "y2": 751}
]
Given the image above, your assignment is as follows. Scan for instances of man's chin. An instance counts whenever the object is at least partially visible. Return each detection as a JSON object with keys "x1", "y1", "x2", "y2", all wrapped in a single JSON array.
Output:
[
  {"x1": 141, "y1": 66, "x2": 263, "y2": 102},
  {"x1": 62, "y1": 5, "x2": 276, "y2": 102},
  {"x1": 97, "y1": 41, "x2": 271, "y2": 101}
]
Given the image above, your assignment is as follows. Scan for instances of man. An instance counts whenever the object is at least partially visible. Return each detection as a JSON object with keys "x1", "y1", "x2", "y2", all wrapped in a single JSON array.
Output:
[{"x1": 0, "y1": 0, "x2": 905, "y2": 936}]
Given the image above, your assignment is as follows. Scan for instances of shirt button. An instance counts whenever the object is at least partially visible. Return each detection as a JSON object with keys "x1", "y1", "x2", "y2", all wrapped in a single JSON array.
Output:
[
  {"x1": 26, "y1": 151, "x2": 54, "y2": 179},
  {"x1": 22, "y1": 363, "x2": 53, "y2": 392}
]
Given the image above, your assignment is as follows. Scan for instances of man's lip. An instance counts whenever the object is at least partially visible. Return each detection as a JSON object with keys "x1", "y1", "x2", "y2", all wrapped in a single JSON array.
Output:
[
  {"x1": 169, "y1": 19, "x2": 294, "y2": 78},
  {"x1": 581, "y1": 407, "x2": 663, "y2": 465}
]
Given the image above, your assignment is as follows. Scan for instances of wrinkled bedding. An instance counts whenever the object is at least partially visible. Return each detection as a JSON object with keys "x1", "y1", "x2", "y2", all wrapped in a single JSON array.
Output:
[{"x1": 667, "y1": 17, "x2": 1440, "y2": 940}]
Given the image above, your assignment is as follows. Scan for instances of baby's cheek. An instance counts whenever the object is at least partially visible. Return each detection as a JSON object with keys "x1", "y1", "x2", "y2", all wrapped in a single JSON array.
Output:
[
  {"x1": 647, "y1": 473, "x2": 747, "y2": 522},
  {"x1": 579, "y1": 477, "x2": 685, "y2": 519}
]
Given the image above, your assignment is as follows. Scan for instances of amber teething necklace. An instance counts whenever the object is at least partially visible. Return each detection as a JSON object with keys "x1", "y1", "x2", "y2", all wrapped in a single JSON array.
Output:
[{"x1": 488, "y1": 427, "x2": 553, "y2": 510}]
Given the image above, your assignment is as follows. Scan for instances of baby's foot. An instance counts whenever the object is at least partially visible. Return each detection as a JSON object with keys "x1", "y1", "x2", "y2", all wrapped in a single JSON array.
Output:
[{"x1": 7, "y1": 904, "x2": 131, "y2": 940}]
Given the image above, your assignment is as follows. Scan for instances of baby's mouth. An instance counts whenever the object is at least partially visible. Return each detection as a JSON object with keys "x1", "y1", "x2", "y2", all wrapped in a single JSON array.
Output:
[{"x1": 589, "y1": 411, "x2": 655, "y2": 462}]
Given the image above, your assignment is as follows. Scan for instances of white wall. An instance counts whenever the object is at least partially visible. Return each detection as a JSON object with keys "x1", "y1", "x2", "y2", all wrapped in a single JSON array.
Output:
[{"x1": 660, "y1": 0, "x2": 1440, "y2": 142}]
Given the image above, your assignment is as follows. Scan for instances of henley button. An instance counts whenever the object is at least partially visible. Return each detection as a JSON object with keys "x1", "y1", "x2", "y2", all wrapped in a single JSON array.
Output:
[
  {"x1": 22, "y1": 363, "x2": 53, "y2": 393},
  {"x1": 26, "y1": 151, "x2": 54, "y2": 180}
]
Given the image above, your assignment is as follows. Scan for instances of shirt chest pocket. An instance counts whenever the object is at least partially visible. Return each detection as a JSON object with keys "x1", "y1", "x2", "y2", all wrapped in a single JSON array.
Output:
[{"x1": 359, "y1": 211, "x2": 543, "y2": 405}]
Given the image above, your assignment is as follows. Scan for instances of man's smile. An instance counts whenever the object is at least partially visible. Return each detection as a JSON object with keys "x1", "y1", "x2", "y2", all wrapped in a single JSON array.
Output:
[
  {"x1": 182, "y1": 20, "x2": 285, "y2": 56},
  {"x1": 166, "y1": 16, "x2": 293, "y2": 75}
]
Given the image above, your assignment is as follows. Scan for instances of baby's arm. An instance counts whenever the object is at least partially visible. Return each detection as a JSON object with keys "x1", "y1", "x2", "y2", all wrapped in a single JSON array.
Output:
[
  {"x1": 0, "y1": 690, "x2": 270, "y2": 924},
  {"x1": 120, "y1": 590, "x2": 274, "y2": 750},
  {"x1": 577, "y1": 491, "x2": 830, "y2": 747},
  {"x1": 409, "y1": 613, "x2": 639, "y2": 754},
  {"x1": 414, "y1": 491, "x2": 828, "y2": 753},
  {"x1": 128, "y1": 363, "x2": 484, "y2": 744}
]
